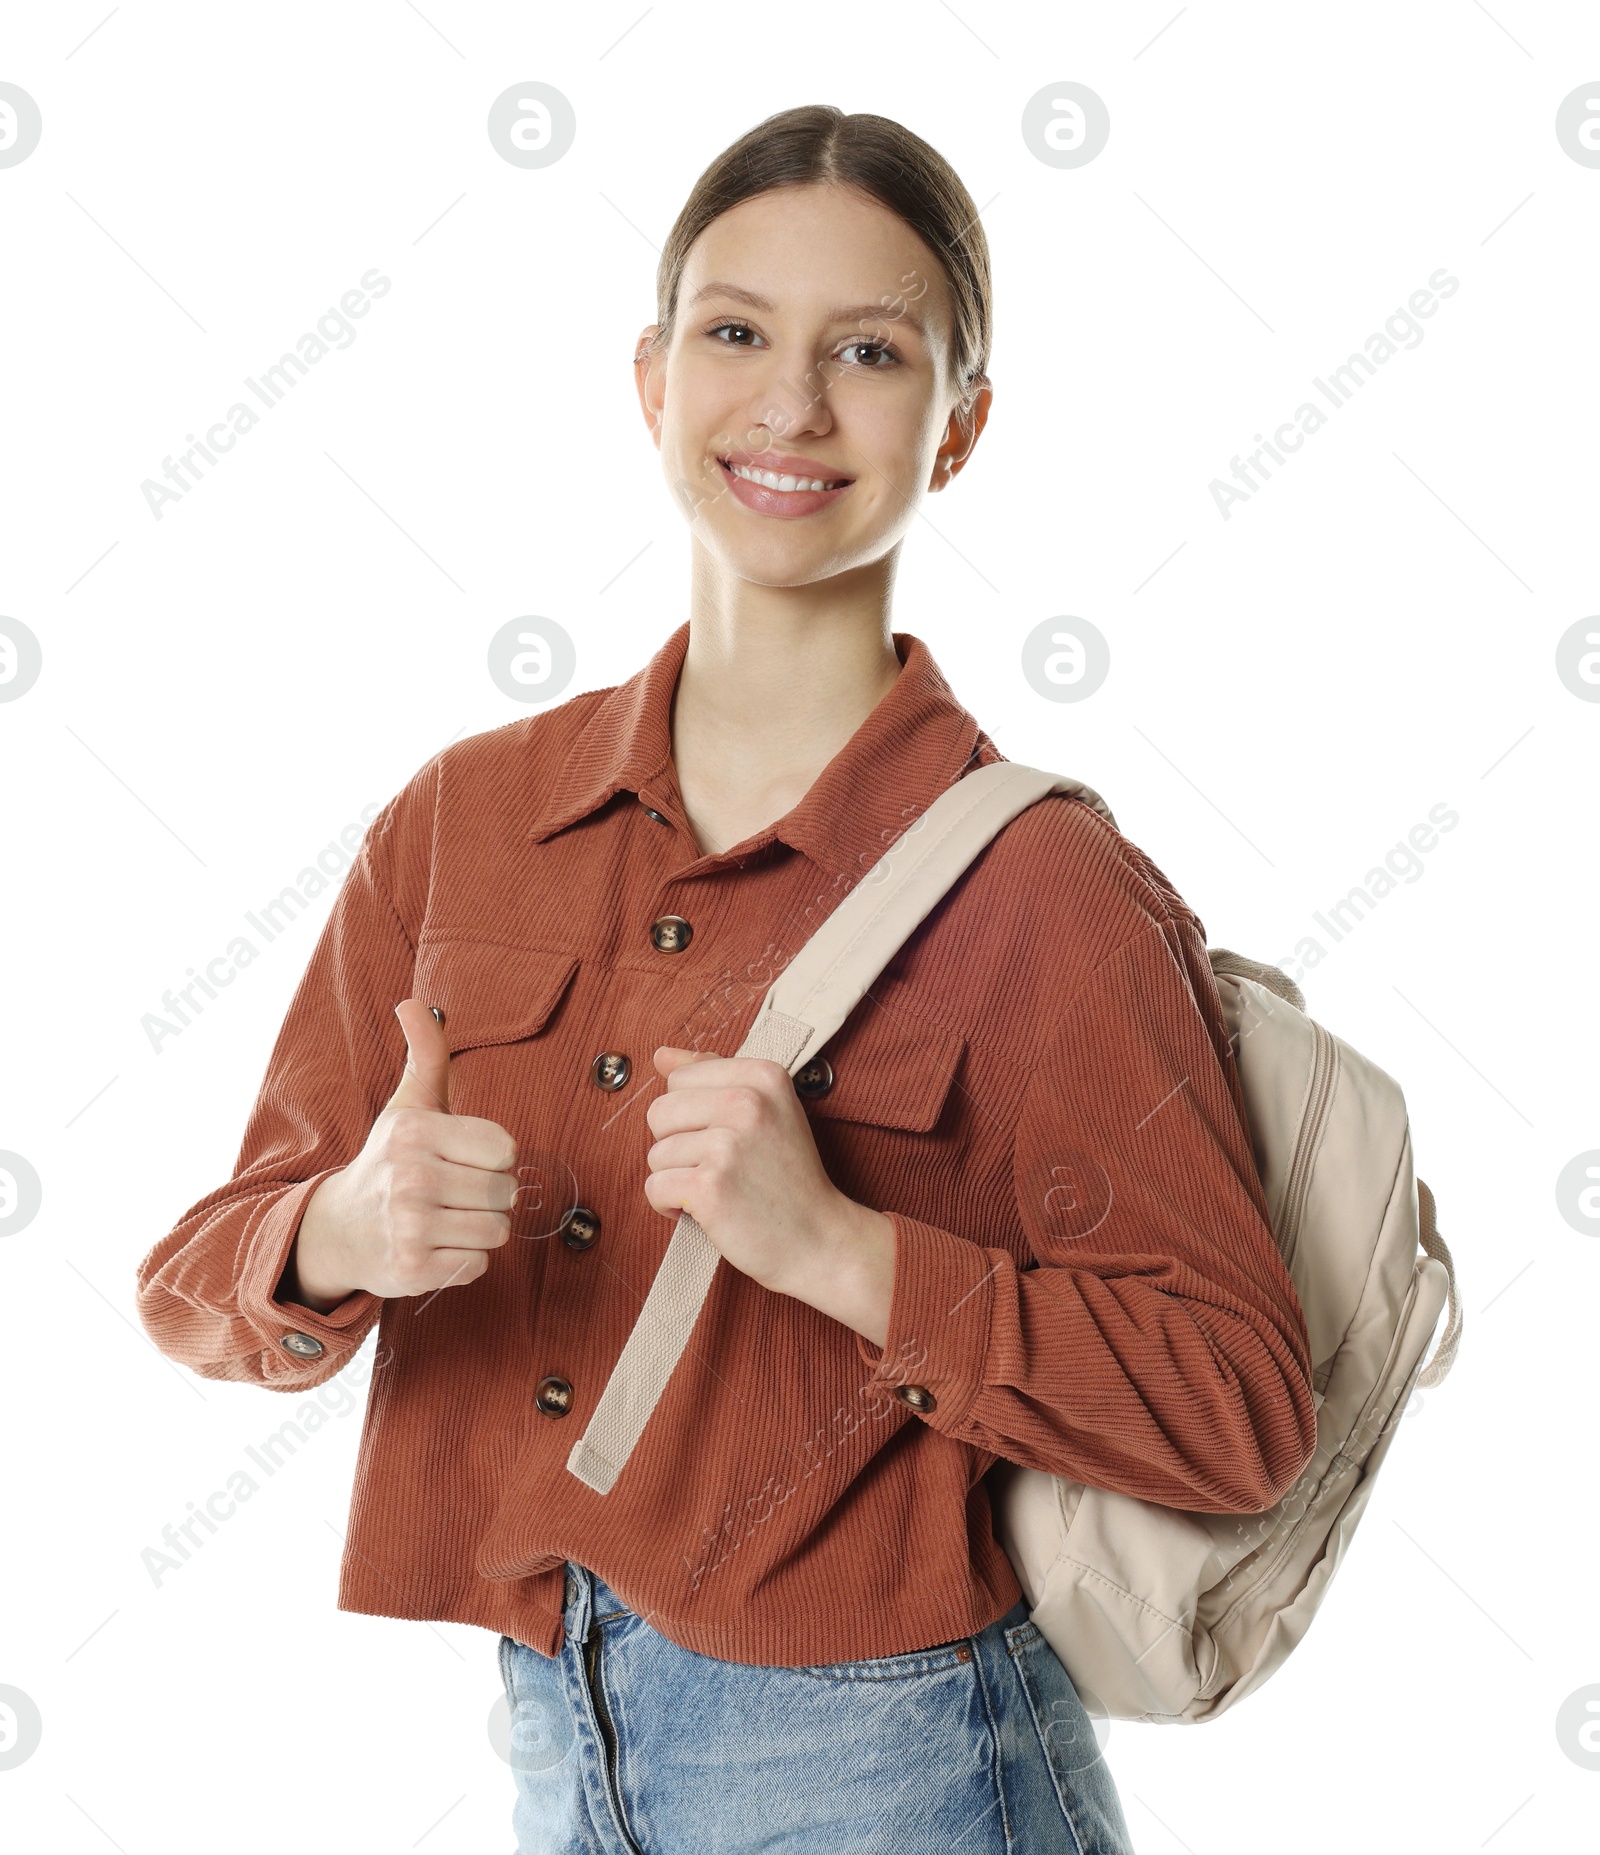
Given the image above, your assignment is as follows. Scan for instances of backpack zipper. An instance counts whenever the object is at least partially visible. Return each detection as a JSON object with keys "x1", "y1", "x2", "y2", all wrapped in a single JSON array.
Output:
[
  {"x1": 1206, "y1": 1266, "x2": 1425, "y2": 1643},
  {"x1": 1275, "y1": 1021, "x2": 1338, "y2": 1270}
]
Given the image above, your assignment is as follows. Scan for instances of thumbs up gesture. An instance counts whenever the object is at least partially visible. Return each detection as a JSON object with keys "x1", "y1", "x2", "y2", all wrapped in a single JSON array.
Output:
[{"x1": 282, "y1": 998, "x2": 522, "y2": 1313}]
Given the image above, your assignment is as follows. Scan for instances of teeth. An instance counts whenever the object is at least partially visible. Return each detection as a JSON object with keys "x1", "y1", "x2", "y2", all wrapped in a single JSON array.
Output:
[{"x1": 726, "y1": 460, "x2": 846, "y2": 493}]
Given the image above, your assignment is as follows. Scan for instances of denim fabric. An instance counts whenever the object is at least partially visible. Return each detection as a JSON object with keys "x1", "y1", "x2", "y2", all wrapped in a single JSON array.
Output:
[{"x1": 498, "y1": 1561, "x2": 1136, "y2": 1854}]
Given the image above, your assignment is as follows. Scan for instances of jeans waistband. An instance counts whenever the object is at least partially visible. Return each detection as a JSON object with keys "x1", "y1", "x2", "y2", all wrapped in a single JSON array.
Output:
[
  {"x1": 558, "y1": 1557, "x2": 1034, "y2": 1657},
  {"x1": 560, "y1": 1560, "x2": 629, "y2": 1643}
]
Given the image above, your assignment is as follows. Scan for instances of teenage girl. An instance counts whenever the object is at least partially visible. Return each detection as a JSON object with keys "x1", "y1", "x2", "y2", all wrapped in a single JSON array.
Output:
[{"x1": 140, "y1": 103, "x2": 1317, "y2": 1855}]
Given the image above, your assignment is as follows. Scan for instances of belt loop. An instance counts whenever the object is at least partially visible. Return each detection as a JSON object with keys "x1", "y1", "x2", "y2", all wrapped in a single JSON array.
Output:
[{"x1": 562, "y1": 1561, "x2": 594, "y2": 1644}]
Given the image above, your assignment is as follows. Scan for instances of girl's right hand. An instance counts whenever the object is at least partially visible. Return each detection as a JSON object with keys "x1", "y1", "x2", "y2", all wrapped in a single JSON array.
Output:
[{"x1": 283, "y1": 998, "x2": 521, "y2": 1312}]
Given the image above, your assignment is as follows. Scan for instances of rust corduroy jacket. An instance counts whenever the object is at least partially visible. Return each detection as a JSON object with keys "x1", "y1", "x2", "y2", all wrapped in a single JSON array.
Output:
[{"x1": 135, "y1": 621, "x2": 1318, "y2": 1666}]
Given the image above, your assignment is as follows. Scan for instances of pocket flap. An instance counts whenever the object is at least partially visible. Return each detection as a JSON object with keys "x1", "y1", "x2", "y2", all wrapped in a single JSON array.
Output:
[
  {"x1": 803, "y1": 1005, "x2": 966, "y2": 1133},
  {"x1": 411, "y1": 939, "x2": 579, "y2": 1053}
]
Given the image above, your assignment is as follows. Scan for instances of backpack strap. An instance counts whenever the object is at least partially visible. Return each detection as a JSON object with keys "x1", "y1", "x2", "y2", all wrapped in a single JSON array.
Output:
[
  {"x1": 565, "y1": 762, "x2": 1112, "y2": 1495},
  {"x1": 1414, "y1": 1177, "x2": 1461, "y2": 1387},
  {"x1": 1208, "y1": 947, "x2": 1307, "y2": 1013}
]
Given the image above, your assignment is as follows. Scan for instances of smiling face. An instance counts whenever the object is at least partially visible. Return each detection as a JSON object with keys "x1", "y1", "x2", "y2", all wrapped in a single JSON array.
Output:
[{"x1": 635, "y1": 182, "x2": 991, "y2": 588}]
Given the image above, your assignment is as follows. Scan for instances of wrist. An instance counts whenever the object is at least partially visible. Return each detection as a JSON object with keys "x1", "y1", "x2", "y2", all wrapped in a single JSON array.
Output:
[
  {"x1": 286, "y1": 1170, "x2": 361, "y2": 1312},
  {"x1": 783, "y1": 1196, "x2": 895, "y2": 1347}
]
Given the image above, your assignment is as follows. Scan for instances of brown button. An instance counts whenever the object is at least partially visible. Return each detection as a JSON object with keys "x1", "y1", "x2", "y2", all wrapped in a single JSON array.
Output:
[
  {"x1": 794, "y1": 1056, "x2": 833, "y2": 1100},
  {"x1": 279, "y1": 1331, "x2": 325, "y2": 1358},
  {"x1": 560, "y1": 1205, "x2": 601, "y2": 1251},
  {"x1": 535, "y1": 1376, "x2": 574, "y2": 1417},
  {"x1": 896, "y1": 1383, "x2": 936, "y2": 1413},
  {"x1": 955, "y1": 1645, "x2": 973, "y2": 1662},
  {"x1": 649, "y1": 915, "x2": 693, "y2": 953},
  {"x1": 591, "y1": 1051, "x2": 630, "y2": 1090}
]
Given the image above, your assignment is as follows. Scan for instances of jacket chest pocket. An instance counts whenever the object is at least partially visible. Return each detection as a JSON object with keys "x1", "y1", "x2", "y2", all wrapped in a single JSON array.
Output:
[
  {"x1": 410, "y1": 938, "x2": 581, "y2": 1057},
  {"x1": 799, "y1": 1000, "x2": 967, "y2": 1135},
  {"x1": 408, "y1": 938, "x2": 582, "y2": 1273}
]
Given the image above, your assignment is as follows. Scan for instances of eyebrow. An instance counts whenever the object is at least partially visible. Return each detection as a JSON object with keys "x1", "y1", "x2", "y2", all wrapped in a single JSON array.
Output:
[{"x1": 686, "y1": 281, "x2": 927, "y2": 340}]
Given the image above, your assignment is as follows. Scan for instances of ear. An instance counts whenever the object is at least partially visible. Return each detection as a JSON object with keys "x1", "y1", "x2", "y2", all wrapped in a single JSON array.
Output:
[
  {"x1": 929, "y1": 375, "x2": 992, "y2": 492},
  {"x1": 635, "y1": 324, "x2": 664, "y2": 450}
]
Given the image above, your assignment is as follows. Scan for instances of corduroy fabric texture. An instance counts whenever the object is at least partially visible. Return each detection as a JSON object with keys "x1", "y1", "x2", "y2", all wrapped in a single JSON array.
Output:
[{"x1": 135, "y1": 621, "x2": 1318, "y2": 1667}]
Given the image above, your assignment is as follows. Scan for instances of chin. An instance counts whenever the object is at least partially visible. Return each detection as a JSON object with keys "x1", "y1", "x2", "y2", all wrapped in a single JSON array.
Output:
[{"x1": 702, "y1": 535, "x2": 867, "y2": 588}]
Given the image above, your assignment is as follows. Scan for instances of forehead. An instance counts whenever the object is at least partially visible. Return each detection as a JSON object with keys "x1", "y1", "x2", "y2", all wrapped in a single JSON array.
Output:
[{"x1": 681, "y1": 184, "x2": 952, "y2": 333}]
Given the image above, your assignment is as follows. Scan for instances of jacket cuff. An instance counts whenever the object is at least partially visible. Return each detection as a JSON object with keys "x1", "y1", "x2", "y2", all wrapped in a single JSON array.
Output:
[
  {"x1": 854, "y1": 1211, "x2": 996, "y2": 1434},
  {"x1": 238, "y1": 1171, "x2": 381, "y2": 1371}
]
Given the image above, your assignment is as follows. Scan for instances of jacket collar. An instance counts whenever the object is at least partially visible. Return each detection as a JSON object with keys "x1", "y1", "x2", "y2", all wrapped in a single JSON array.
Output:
[{"x1": 525, "y1": 620, "x2": 994, "y2": 883}]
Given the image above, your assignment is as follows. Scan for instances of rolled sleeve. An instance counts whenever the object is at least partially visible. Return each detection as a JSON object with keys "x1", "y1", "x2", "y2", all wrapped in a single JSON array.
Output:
[
  {"x1": 855, "y1": 1211, "x2": 998, "y2": 1433},
  {"x1": 236, "y1": 1172, "x2": 383, "y2": 1372},
  {"x1": 135, "y1": 772, "x2": 430, "y2": 1392}
]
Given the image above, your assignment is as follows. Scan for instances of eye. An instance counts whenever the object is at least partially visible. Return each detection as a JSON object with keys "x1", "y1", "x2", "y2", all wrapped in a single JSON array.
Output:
[
  {"x1": 706, "y1": 319, "x2": 765, "y2": 348},
  {"x1": 837, "y1": 339, "x2": 899, "y2": 369}
]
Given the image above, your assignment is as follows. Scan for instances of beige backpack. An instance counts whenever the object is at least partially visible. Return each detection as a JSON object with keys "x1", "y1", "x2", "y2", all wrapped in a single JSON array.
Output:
[{"x1": 566, "y1": 762, "x2": 1462, "y2": 1723}]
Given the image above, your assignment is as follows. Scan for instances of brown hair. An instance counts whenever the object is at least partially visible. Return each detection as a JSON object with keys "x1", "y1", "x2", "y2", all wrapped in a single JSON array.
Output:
[{"x1": 648, "y1": 104, "x2": 992, "y2": 410}]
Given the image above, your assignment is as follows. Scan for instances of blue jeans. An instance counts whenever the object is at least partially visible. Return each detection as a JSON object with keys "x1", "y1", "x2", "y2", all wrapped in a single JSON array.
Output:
[{"x1": 498, "y1": 1561, "x2": 1137, "y2": 1853}]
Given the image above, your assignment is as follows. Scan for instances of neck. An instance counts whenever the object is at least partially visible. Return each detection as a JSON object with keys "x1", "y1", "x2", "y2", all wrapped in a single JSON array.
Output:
[{"x1": 668, "y1": 557, "x2": 906, "y2": 857}]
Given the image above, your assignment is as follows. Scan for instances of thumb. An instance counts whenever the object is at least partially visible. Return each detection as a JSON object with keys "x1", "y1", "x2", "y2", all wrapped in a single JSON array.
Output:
[
  {"x1": 384, "y1": 998, "x2": 453, "y2": 1114},
  {"x1": 653, "y1": 1044, "x2": 718, "y2": 1078}
]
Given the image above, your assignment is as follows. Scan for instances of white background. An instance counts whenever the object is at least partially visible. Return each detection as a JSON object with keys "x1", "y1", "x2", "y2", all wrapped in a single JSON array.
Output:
[{"x1": 2, "y1": 3, "x2": 1596, "y2": 1850}]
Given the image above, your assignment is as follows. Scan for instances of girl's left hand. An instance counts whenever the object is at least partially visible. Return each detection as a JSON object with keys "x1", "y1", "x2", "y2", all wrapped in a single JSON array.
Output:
[{"x1": 643, "y1": 1045, "x2": 865, "y2": 1298}]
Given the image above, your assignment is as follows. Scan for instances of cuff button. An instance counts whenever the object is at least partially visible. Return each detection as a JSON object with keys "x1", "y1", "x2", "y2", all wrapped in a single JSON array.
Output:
[
  {"x1": 280, "y1": 1331, "x2": 325, "y2": 1358},
  {"x1": 895, "y1": 1383, "x2": 936, "y2": 1412}
]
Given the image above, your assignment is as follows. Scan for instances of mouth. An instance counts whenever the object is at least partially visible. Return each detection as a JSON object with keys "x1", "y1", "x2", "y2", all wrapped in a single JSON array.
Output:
[{"x1": 715, "y1": 453, "x2": 855, "y2": 519}]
